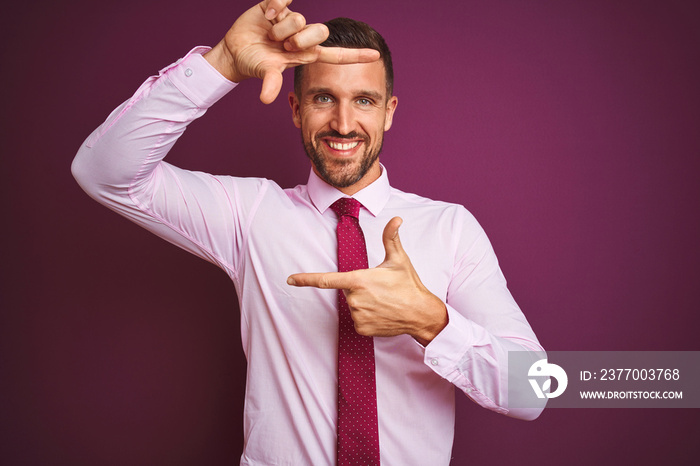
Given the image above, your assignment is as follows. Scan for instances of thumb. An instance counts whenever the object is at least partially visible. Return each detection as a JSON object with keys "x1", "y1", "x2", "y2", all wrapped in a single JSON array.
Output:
[
  {"x1": 381, "y1": 216, "x2": 406, "y2": 262},
  {"x1": 259, "y1": 69, "x2": 284, "y2": 104}
]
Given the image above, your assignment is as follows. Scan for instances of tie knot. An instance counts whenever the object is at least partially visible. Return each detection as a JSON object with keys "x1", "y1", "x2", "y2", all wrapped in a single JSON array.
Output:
[{"x1": 331, "y1": 198, "x2": 362, "y2": 219}]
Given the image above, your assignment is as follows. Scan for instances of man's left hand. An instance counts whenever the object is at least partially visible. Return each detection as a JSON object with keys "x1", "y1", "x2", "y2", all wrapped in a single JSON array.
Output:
[{"x1": 287, "y1": 217, "x2": 448, "y2": 346}]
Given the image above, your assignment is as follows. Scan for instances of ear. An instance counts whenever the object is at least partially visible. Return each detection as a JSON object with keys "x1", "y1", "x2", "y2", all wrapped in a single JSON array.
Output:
[
  {"x1": 383, "y1": 95, "x2": 398, "y2": 131},
  {"x1": 288, "y1": 92, "x2": 302, "y2": 128}
]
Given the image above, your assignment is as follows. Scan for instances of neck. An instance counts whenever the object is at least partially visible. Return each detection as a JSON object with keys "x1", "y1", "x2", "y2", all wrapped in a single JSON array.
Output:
[{"x1": 317, "y1": 160, "x2": 382, "y2": 196}]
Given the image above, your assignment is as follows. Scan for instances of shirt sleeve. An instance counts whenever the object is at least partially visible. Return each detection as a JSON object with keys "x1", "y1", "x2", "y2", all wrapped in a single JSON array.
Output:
[
  {"x1": 423, "y1": 209, "x2": 547, "y2": 420},
  {"x1": 71, "y1": 48, "x2": 262, "y2": 279}
]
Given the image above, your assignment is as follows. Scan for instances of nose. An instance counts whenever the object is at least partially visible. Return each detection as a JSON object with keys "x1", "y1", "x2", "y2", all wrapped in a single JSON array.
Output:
[{"x1": 330, "y1": 101, "x2": 355, "y2": 135}]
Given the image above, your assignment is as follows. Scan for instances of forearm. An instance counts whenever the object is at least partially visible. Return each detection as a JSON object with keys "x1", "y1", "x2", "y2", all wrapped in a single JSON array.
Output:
[
  {"x1": 72, "y1": 47, "x2": 235, "y2": 205},
  {"x1": 71, "y1": 48, "x2": 244, "y2": 271}
]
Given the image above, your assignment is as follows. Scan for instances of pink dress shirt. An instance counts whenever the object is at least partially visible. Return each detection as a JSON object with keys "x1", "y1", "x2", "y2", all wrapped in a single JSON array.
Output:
[{"x1": 72, "y1": 47, "x2": 545, "y2": 465}]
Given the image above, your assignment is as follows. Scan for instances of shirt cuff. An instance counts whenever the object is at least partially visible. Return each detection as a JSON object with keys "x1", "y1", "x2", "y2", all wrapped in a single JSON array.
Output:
[
  {"x1": 162, "y1": 46, "x2": 238, "y2": 109},
  {"x1": 423, "y1": 305, "x2": 508, "y2": 413},
  {"x1": 423, "y1": 304, "x2": 473, "y2": 379}
]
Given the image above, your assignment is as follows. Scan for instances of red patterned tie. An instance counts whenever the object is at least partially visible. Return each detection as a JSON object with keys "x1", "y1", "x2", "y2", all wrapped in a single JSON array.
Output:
[{"x1": 330, "y1": 197, "x2": 380, "y2": 466}]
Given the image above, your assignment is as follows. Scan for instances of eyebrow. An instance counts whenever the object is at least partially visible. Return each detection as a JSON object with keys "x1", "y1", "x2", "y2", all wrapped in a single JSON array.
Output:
[{"x1": 306, "y1": 87, "x2": 385, "y2": 102}]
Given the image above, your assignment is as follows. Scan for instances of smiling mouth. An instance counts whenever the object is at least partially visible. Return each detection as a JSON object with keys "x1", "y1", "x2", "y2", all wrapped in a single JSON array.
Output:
[{"x1": 327, "y1": 140, "x2": 360, "y2": 151}]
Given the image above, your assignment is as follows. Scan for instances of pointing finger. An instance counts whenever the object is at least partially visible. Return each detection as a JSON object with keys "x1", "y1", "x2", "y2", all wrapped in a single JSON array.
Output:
[{"x1": 287, "y1": 271, "x2": 356, "y2": 289}]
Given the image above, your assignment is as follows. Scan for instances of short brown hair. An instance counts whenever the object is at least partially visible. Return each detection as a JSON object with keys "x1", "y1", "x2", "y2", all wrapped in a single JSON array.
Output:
[{"x1": 294, "y1": 17, "x2": 394, "y2": 99}]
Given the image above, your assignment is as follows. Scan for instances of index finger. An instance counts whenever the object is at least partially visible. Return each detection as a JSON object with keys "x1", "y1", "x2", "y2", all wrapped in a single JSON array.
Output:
[
  {"x1": 284, "y1": 23, "x2": 380, "y2": 64},
  {"x1": 316, "y1": 46, "x2": 381, "y2": 64},
  {"x1": 287, "y1": 271, "x2": 356, "y2": 289}
]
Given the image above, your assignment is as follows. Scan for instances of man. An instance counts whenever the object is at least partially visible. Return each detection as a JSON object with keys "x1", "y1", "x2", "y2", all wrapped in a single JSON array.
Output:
[{"x1": 72, "y1": 0, "x2": 545, "y2": 464}]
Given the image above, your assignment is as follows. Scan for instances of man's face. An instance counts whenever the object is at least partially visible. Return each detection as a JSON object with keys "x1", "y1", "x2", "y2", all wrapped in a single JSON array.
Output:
[{"x1": 289, "y1": 60, "x2": 398, "y2": 193}]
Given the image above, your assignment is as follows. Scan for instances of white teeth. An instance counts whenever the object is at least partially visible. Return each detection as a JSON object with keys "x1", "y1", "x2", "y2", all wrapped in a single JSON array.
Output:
[{"x1": 328, "y1": 141, "x2": 359, "y2": 151}]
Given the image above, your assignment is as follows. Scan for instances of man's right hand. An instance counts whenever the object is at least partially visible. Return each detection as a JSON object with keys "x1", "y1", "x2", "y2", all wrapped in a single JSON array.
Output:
[{"x1": 204, "y1": 0, "x2": 380, "y2": 104}]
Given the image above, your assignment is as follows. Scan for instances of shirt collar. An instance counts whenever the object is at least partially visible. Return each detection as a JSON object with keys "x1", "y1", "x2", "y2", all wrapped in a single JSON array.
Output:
[{"x1": 307, "y1": 163, "x2": 391, "y2": 217}]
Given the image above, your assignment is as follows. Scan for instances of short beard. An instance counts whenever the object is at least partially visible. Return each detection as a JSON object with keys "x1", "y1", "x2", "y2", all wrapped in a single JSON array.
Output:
[{"x1": 303, "y1": 130, "x2": 383, "y2": 189}]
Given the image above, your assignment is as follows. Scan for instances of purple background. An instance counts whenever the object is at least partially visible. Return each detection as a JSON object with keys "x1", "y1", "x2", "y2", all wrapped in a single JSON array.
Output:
[{"x1": 2, "y1": 0, "x2": 699, "y2": 464}]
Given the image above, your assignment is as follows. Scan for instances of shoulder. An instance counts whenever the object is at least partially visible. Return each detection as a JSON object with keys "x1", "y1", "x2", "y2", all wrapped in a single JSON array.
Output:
[
  {"x1": 387, "y1": 187, "x2": 480, "y2": 228},
  {"x1": 388, "y1": 187, "x2": 491, "y2": 253}
]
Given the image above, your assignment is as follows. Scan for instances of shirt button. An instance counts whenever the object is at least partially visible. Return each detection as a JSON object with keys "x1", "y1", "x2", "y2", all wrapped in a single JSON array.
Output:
[
  {"x1": 465, "y1": 388, "x2": 473, "y2": 393},
  {"x1": 430, "y1": 358, "x2": 439, "y2": 366},
  {"x1": 185, "y1": 68, "x2": 193, "y2": 77}
]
